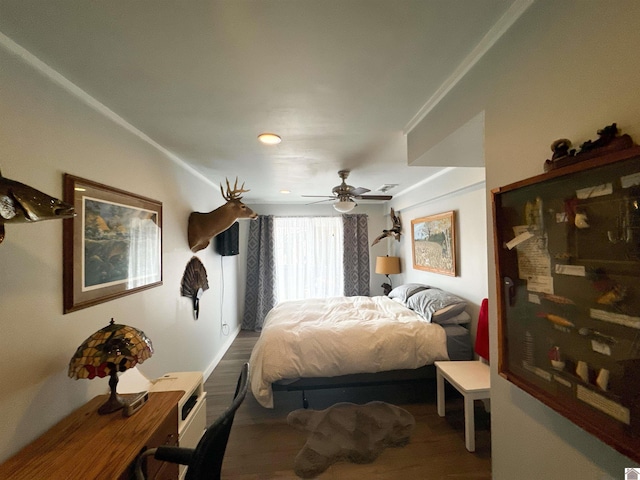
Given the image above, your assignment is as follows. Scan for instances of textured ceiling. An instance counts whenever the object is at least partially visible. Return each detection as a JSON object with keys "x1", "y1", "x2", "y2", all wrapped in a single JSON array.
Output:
[{"x1": 0, "y1": 0, "x2": 520, "y2": 204}]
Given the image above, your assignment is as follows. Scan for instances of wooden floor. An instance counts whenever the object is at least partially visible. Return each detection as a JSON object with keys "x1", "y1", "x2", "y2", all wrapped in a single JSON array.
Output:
[{"x1": 205, "y1": 331, "x2": 491, "y2": 479}]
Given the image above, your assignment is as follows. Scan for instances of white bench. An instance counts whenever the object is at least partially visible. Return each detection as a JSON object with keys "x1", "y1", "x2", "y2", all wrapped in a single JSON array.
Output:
[{"x1": 435, "y1": 360, "x2": 491, "y2": 452}]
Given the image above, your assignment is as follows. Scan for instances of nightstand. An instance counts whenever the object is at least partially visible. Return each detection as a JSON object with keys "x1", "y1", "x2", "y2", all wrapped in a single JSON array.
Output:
[{"x1": 435, "y1": 360, "x2": 490, "y2": 452}]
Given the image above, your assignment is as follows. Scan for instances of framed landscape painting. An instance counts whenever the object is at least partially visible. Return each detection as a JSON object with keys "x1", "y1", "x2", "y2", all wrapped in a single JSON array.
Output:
[
  {"x1": 411, "y1": 211, "x2": 456, "y2": 276},
  {"x1": 63, "y1": 175, "x2": 162, "y2": 313}
]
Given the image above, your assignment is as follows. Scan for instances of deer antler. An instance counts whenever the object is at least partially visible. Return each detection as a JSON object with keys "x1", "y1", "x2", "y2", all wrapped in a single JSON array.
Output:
[{"x1": 220, "y1": 177, "x2": 250, "y2": 201}]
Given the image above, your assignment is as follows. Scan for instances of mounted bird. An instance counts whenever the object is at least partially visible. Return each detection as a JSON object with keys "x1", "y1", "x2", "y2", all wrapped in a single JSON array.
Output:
[{"x1": 371, "y1": 208, "x2": 402, "y2": 246}]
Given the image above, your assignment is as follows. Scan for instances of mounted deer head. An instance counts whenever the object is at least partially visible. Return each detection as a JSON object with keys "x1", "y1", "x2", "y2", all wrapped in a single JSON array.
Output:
[{"x1": 188, "y1": 177, "x2": 257, "y2": 252}]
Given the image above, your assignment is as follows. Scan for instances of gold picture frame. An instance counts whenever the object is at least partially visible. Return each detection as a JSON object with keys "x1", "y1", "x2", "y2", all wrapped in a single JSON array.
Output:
[
  {"x1": 63, "y1": 175, "x2": 162, "y2": 313},
  {"x1": 411, "y1": 210, "x2": 456, "y2": 276}
]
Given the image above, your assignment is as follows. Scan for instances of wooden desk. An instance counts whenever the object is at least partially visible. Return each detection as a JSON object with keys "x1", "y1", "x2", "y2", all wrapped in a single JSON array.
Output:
[{"x1": 0, "y1": 390, "x2": 183, "y2": 480}]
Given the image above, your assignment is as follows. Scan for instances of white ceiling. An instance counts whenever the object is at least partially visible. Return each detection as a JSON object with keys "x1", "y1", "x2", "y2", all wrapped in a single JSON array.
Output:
[{"x1": 0, "y1": 0, "x2": 520, "y2": 205}]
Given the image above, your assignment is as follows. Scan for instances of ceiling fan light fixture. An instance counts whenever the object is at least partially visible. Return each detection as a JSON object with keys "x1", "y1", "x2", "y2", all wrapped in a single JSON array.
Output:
[
  {"x1": 333, "y1": 198, "x2": 355, "y2": 213},
  {"x1": 258, "y1": 133, "x2": 282, "y2": 145}
]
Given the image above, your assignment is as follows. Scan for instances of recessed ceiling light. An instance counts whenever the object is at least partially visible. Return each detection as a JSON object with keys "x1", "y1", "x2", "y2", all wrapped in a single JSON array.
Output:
[
  {"x1": 280, "y1": 190, "x2": 291, "y2": 194},
  {"x1": 258, "y1": 133, "x2": 281, "y2": 145}
]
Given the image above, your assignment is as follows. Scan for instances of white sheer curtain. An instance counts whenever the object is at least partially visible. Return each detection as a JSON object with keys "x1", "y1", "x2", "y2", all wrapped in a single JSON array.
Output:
[{"x1": 274, "y1": 217, "x2": 344, "y2": 302}]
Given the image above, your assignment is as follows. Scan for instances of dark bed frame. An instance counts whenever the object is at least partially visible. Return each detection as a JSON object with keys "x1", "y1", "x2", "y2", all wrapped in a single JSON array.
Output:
[
  {"x1": 272, "y1": 365, "x2": 437, "y2": 408},
  {"x1": 268, "y1": 321, "x2": 474, "y2": 408}
]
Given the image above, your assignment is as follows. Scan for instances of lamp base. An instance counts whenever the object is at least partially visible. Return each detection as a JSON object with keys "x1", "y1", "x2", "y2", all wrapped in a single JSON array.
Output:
[
  {"x1": 381, "y1": 282, "x2": 392, "y2": 296},
  {"x1": 98, "y1": 393, "x2": 126, "y2": 415},
  {"x1": 98, "y1": 365, "x2": 126, "y2": 415}
]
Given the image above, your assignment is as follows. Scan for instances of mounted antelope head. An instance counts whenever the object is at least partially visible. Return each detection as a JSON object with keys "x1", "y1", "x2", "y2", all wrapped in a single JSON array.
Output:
[{"x1": 188, "y1": 177, "x2": 257, "y2": 252}]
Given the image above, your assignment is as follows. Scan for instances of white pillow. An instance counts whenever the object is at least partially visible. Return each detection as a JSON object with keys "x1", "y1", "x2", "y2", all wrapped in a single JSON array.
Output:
[
  {"x1": 435, "y1": 310, "x2": 471, "y2": 325},
  {"x1": 406, "y1": 288, "x2": 467, "y2": 323},
  {"x1": 387, "y1": 283, "x2": 430, "y2": 303}
]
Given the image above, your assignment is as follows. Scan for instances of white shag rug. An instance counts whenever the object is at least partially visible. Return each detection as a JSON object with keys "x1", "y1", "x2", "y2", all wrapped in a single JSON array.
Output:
[{"x1": 287, "y1": 401, "x2": 415, "y2": 478}]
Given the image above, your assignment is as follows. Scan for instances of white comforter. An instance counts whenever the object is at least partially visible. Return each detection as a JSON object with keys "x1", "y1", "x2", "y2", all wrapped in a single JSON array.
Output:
[{"x1": 249, "y1": 295, "x2": 449, "y2": 408}]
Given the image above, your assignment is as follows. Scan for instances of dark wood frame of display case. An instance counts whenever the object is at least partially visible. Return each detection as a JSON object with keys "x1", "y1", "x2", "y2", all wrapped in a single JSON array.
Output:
[{"x1": 492, "y1": 144, "x2": 640, "y2": 463}]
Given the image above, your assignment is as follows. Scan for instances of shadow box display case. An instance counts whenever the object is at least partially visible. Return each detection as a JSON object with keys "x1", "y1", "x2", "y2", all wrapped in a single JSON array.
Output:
[{"x1": 493, "y1": 143, "x2": 640, "y2": 463}]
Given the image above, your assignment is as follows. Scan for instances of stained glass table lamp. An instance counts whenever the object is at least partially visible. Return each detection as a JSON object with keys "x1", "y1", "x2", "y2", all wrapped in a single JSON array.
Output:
[{"x1": 68, "y1": 318, "x2": 153, "y2": 414}]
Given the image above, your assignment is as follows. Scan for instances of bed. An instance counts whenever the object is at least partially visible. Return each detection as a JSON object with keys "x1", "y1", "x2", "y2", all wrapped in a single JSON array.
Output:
[{"x1": 249, "y1": 284, "x2": 474, "y2": 408}]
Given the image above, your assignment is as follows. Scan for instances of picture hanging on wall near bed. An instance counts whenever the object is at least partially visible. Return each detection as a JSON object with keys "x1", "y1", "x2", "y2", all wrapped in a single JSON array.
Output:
[
  {"x1": 411, "y1": 210, "x2": 456, "y2": 276},
  {"x1": 63, "y1": 175, "x2": 162, "y2": 313}
]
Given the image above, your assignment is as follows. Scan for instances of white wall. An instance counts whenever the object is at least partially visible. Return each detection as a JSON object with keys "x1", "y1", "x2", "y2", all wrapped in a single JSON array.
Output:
[
  {"x1": 389, "y1": 167, "x2": 488, "y2": 333},
  {"x1": 408, "y1": 1, "x2": 640, "y2": 477},
  {"x1": 0, "y1": 44, "x2": 240, "y2": 461}
]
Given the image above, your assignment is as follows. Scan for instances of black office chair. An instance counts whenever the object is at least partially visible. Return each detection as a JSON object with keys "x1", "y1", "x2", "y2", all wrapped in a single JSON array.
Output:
[{"x1": 135, "y1": 362, "x2": 249, "y2": 480}]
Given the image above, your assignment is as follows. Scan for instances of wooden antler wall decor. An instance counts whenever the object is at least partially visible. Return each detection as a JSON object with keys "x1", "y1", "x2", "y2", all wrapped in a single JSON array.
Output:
[{"x1": 187, "y1": 177, "x2": 257, "y2": 252}]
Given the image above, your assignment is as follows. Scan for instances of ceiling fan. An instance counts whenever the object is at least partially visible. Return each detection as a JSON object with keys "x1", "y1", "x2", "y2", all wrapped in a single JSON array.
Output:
[{"x1": 302, "y1": 170, "x2": 392, "y2": 212}]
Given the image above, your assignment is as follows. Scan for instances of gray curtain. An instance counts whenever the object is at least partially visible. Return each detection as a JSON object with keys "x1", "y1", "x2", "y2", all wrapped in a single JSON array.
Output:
[
  {"x1": 242, "y1": 215, "x2": 276, "y2": 331},
  {"x1": 342, "y1": 213, "x2": 370, "y2": 296}
]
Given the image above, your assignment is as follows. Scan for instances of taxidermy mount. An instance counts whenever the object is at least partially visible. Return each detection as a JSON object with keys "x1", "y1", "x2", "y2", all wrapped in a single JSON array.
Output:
[
  {"x1": 0, "y1": 169, "x2": 75, "y2": 244},
  {"x1": 181, "y1": 257, "x2": 209, "y2": 319},
  {"x1": 187, "y1": 177, "x2": 257, "y2": 252},
  {"x1": 371, "y1": 208, "x2": 402, "y2": 246}
]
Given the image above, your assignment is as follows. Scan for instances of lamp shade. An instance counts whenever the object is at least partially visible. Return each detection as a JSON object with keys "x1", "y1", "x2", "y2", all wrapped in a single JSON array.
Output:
[
  {"x1": 69, "y1": 319, "x2": 153, "y2": 414},
  {"x1": 333, "y1": 199, "x2": 355, "y2": 213},
  {"x1": 375, "y1": 256, "x2": 401, "y2": 275}
]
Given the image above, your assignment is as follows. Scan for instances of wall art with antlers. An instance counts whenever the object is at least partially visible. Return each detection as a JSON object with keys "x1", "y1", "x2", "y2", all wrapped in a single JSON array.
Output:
[{"x1": 187, "y1": 177, "x2": 257, "y2": 253}]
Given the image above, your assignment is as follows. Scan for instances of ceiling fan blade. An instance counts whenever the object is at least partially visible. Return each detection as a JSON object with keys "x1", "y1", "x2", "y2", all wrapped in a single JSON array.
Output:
[
  {"x1": 305, "y1": 198, "x2": 335, "y2": 205},
  {"x1": 301, "y1": 195, "x2": 335, "y2": 198},
  {"x1": 354, "y1": 194, "x2": 393, "y2": 201},
  {"x1": 350, "y1": 187, "x2": 370, "y2": 196}
]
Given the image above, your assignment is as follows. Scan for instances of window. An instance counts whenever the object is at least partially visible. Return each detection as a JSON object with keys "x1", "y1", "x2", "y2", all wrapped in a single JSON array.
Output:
[{"x1": 273, "y1": 217, "x2": 344, "y2": 301}]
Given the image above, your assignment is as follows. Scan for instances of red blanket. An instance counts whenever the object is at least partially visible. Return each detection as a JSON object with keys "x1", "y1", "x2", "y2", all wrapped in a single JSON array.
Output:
[{"x1": 474, "y1": 298, "x2": 489, "y2": 361}]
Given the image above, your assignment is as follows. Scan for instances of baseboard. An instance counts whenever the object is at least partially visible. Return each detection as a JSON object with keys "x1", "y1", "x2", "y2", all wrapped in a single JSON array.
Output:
[{"x1": 203, "y1": 325, "x2": 241, "y2": 380}]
